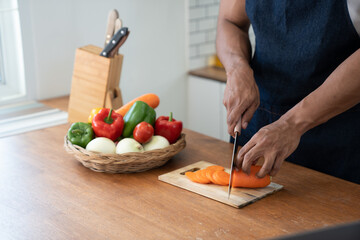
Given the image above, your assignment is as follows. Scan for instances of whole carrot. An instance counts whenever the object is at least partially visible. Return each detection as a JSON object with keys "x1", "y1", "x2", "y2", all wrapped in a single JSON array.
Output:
[
  {"x1": 232, "y1": 165, "x2": 270, "y2": 188},
  {"x1": 115, "y1": 93, "x2": 160, "y2": 116}
]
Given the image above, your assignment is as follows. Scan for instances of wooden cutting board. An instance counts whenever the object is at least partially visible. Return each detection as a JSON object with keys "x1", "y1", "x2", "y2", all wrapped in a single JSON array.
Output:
[{"x1": 158, "y1": 161, "x2": 283, "y2": 208}]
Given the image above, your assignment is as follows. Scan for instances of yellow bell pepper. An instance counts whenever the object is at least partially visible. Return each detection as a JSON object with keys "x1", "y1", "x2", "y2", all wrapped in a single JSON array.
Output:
[{"x1": 88, "y1": 107, "x2": 103, "y2": 123}]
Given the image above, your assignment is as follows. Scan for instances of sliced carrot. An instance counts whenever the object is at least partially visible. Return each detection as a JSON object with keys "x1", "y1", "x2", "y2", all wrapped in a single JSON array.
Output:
[
  {"x1": 206, "y1": 165, "x2": 225, "y2": 171},
  {"x1": 198, "y1": 169, "x2": 210, "y2": 181},
  {"x1": 195, "y1": 169, "x2": 211, "y2": 184},
  {"x1": 212, "y1": 171, "x2": 230, "y2": 186},
  {"x1": 232, "y1": 165, "x2": 271, "y2": 188},
  {"x1": 209, "y1": 170, "x2": 225, "y2": 185},
  {"x1": 205, "y1": 169, "x2": 217, "y2": 184},
  {"x1": 187, "y1": 165, "x2": 270, "y2": 188},
  {"x1": 185, "y1": 172, "x2": 198, "y2": 183}
]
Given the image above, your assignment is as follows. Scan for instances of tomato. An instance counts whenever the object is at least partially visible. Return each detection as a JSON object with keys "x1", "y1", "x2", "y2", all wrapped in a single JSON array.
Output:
[{"x1": 133, "y1": 122, "x2": 154, "y2": 143}]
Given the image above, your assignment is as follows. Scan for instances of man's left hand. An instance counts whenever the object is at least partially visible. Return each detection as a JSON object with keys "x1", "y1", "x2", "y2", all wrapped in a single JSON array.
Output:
[{"x1": 235, "y1": 118, "x2": 302, "y2": 178}]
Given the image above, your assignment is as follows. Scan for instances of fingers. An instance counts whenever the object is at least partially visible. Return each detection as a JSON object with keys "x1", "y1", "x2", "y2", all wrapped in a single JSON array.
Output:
[
  {"x1": 269, "y1": 153, "x2": 285, "y2": 176},
  {"x1": 232, "y1": 118, "x2": 301, "y2": 179},
  {"x1": 226, "y1": 101, "x2": 259, "y2": 136},
  {"x1": 222, "y1": 67, "x2": 260, "y2": 137},
  {"x1": 242, "y1": 149, "x2": 264, "y2": 175},
  {"x1": 227, "y1": 107, "x2": 244, "y2": 137},
  {"x1": 236, "y1": 137, "x2": 281, "y2": 177},
  {"x1": 241, "y1": 102, "x2": 259, "y2": 129},
  {"x1": 256, "y1": 153, "x2": 277, "y2": 178},
  {"x1": 234, "y1": 118, "x2": 242, "y2": 133},
  {"x1": 224, "y1": 92, "x2": 259, "y2": 137},
  {"x1": 237, "y1": 142, "x2": 263, "y2": 175},
  {"x1": 235, "y1": 140, "x2": 256, "y2": 169}
]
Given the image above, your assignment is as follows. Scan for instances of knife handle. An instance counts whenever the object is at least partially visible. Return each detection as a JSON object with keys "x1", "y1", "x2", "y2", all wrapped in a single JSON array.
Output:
[
  {"x1": 234, "y1": 116, "x2": 242, "y2": 134},
  {"x1": 114, "y1": 18, "x2": 122, "y2": 55},
  {"x1": 115, "y1": 18, "x2": 122, "y2": 32},
  {"x1": 108, "y1": 32, "x2": 129, "y2": 58},
  {"x1": 104, "y1": 9, "x2": 119, "y2": 47},
  {"x1": 100, "y1": 27, "x2": 129, "y2": 58}
]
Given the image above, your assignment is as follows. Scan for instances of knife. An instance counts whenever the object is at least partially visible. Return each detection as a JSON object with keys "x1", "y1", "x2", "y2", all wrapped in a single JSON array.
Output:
[
  {"x1": 100, "y1": 27, "x2": 129, "y2": 58},
  {"x1": 104, "y1": 9, "x2": 119, "y2": 47},
  {"x1": 115, "y1": 18, "x2": 123, "y2": 32},
  {"x1": 228, "y1": 117, "x2": 241, "y2": 199},
  {"x1": 113, "y1": 18, "x2": 123, "y2": 55}
]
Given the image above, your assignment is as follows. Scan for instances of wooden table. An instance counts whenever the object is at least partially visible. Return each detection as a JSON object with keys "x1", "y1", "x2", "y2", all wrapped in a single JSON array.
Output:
[{"x1": 1, "y1": 96, "x2": 359, "y2": 240}]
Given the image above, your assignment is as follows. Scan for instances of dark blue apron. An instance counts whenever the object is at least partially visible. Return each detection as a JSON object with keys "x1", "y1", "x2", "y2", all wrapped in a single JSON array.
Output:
[{"x1": 233, "y1": 0, "x2": 360, "y2": 183}]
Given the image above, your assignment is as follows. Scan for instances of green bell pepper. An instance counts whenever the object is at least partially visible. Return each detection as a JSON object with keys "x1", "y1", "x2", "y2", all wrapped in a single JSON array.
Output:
[
  {"x1": 122, "y1": 101, "x2": 156, "y2": 138},
  {"x1": 67, "y1": 122, "x2": 94, "y2": 148}
]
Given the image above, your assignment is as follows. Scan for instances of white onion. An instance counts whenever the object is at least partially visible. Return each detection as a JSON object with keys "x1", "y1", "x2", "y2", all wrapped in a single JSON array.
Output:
[
  {"x1": 86, "y1": 137, "x2": 116, "y2": 154},
  {"x1": 143, "y1": 135, "x2": 170, "y2": 151},
  {"x1": 116, "y1": 138, "x2": 144, "y2": 154}
]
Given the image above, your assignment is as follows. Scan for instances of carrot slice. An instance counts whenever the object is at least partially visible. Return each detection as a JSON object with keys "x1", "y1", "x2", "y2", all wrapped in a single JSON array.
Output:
[
  {"x1": 232, "y1": 165, "x2": 271, "y2": 188},
  {"x1": 209, "y1": 170, "x2": 225, "y2": 185},
  {"x1": 185, "y1": 172, "x2": 199, "y2": 183},
  {"x1": 205, "y1": 169, "x2": 217, "y2": 183},
  {"x1": 195, "y1": 169, "x2": 211, "y2": 184},
  {"x1": 206, "y1": 165, "x2": 225, "y2": 171},
  {"x1": 198, "y1": 169, "x2": 210, "y2": 181},
  {"x1": 212, "y1": 171, "x2": 230, "y2": 186}
]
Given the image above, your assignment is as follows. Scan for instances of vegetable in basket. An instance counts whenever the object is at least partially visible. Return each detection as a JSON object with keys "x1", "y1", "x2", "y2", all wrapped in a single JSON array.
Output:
[
  {"x1": 115, "y1": 93, "x2": 160, "y2": 117},
  {"x1": 155, "y1": 112, "x2": 182, "y2": 144},
  {"x1": 67, "y1": 122, "x2": 94, "y2": 148},
  {"x1": 92, "y1": 108, "x2": 124, "y2": 141},
  {"x1": 122, "y1": 101, "x2": 156, "y2": 138},
  {"x1": 88, "y1": 107, "x2": 103, "y2": 123},
  {"x1": 116, "y1": 138, "x2": 144, "y2": 154},
  {"x1": 133, "y1": 122, "x2": 154, "y2": 143},
  {"x1": 86, "y1": 137, "x2": 116, "y2": 154},
  {"x1": 143, "y1": 135, "x2": 169, "y2": 151}
]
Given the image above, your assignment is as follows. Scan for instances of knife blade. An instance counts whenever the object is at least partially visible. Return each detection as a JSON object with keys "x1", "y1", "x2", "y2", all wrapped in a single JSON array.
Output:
[
  {"x1": 228, "y1": 117, "x2": 241, "y2": 199},
  {"x1": 100, "y1": 27, "x2": 129, "y2": 58}
]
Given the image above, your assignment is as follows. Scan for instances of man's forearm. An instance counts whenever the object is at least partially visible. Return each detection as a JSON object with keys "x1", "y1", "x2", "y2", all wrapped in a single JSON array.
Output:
[
  {"x1": 216, "y1": 19, "x2": 251, "y2": 71},
  {"x1": 216, "y1": 0, "x2": 252, "y2": 73},
  {"x1": 282, "y1": 49, "x2": 360, "y2": 135}
]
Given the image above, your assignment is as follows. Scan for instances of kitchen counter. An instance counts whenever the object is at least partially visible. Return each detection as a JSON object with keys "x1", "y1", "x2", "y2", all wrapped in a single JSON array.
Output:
[
  {"x1": 188, "y1": 66, "x2": 227, "y2": 83},
  {"x1": 1, "y1": 96, "x2": 360, "y2": 240}
]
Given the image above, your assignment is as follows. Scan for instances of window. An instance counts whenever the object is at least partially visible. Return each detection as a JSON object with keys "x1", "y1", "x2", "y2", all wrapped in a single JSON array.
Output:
[{"x1": 0, "y1": 0, "x2": 26, "y2": 104}]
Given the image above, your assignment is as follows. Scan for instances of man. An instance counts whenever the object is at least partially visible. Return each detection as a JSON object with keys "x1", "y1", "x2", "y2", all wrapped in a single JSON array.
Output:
[{"x1": 216, "y1": 0, "x2": 360, "y2": 183}]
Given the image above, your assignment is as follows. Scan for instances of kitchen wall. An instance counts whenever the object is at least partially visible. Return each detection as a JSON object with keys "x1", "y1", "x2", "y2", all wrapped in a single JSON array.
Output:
[
  {"x1": 187, "y1": 0, "x2": 256, "y2": 70},
  {"x1": 18, "y1": 0, "x2": 188, "y2": 123},
  {"x1": 188, "y1": 0, "x2": 220, "y2": 70}
]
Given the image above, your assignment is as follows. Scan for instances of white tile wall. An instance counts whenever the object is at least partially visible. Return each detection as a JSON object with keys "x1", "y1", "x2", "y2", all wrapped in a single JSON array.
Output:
[
  {"x1": 188, "y1": 0, "x2": 256, "y2": 70},
  {"x1": 188, "y1": 0, "x2": 220, "y2": 70},
  {"x1": 198, "y1": 42, "x2": 215, "y2": 55},
  {"x1": 189, "y1": 7, "x2": 206, "y2": 20},
  {"x1": 189, "y1": 32, "x2": 207, "y2": 45}
]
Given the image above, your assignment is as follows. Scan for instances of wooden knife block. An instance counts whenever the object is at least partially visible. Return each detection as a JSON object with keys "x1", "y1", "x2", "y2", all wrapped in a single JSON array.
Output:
[{"x1": 68, "y1": 45, "x2": 124, "y2": 123}]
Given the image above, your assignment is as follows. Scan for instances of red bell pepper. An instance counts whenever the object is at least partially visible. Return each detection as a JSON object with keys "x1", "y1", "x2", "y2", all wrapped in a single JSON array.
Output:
[
  {"x1": 92, "y1": 108, "x2": 124, "y2": 141},
  {"x1": 155, "y1": 112, "x2": 182, "y2": 144}
]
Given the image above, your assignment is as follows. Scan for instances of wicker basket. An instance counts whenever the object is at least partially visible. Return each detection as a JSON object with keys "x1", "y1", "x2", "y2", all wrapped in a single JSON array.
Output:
[{"x1": 64, "y1": 134, "x2": 186, "y2": 173}]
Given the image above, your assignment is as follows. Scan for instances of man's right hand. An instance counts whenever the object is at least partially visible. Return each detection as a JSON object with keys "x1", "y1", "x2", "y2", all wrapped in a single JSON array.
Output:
[
  {"x1": 223, "y1": 64, "x2": 260, "y2": 137},
  {"x1": 216, "y1": 0, "x2": 259, "y2": 137}
]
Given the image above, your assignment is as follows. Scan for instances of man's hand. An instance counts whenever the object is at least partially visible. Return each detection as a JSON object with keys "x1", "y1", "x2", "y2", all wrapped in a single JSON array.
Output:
[
  {"x1": 224, "y1": 64, "x2": 260, "y2": 137},
  {"x1": 235, "y1": 117, "x2": 302, "y2": 177}
]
